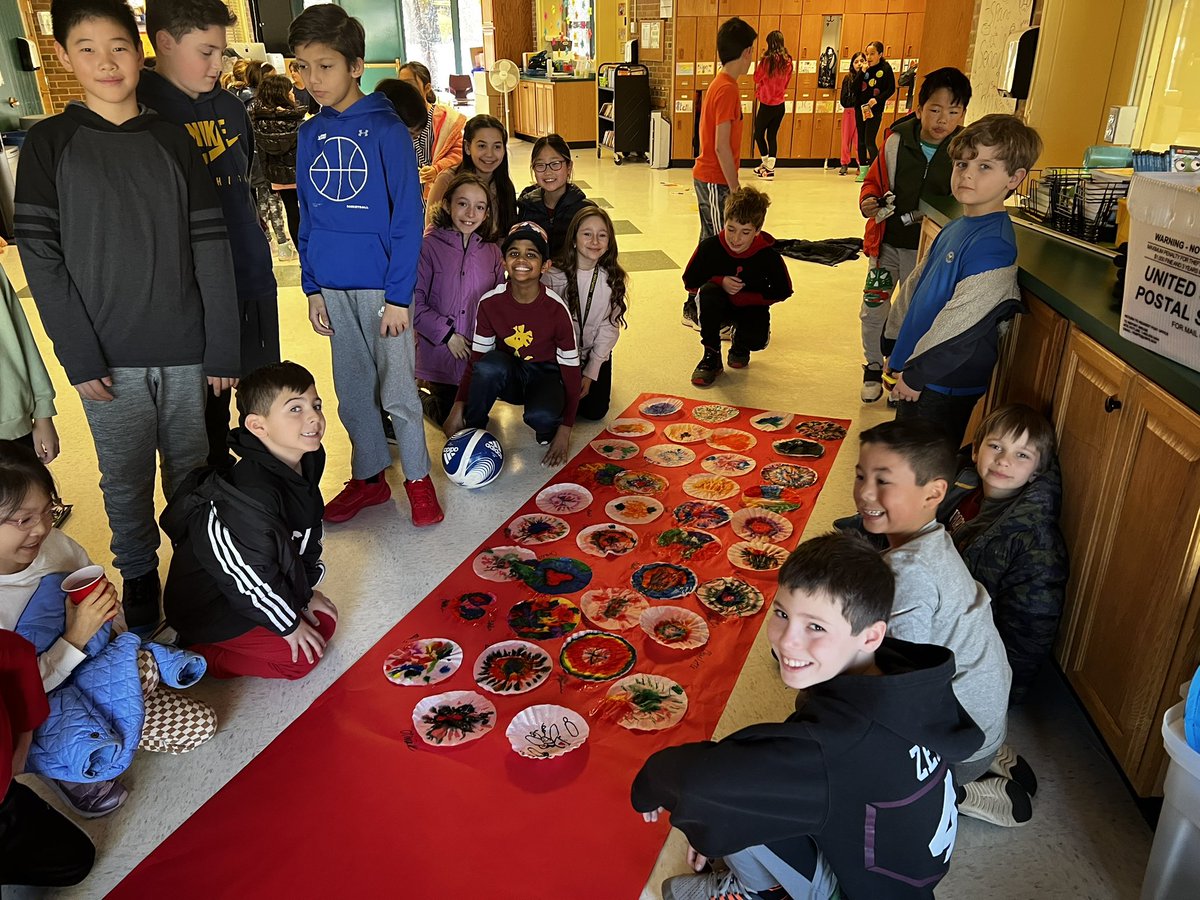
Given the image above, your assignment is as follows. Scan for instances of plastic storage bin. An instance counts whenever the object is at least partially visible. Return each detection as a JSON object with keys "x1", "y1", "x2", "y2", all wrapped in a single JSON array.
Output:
[{"x1": 1141, "y1": 701, "x2": 1200, "y2": 898}]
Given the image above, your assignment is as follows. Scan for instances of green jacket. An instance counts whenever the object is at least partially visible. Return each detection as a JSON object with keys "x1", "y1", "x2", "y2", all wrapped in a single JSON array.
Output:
[
  {"x1": 882, "y1": 116, "x2": 957, "y2": 251},
  {"x1": 0, "y1": 269, "x2": 55, "y2": 440}
]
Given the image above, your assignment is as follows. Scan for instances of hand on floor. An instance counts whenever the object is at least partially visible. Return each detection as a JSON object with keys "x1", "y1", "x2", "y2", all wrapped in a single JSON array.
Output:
[{"x1": 542, "y1": 428, "x2": 571, "y2": 467}]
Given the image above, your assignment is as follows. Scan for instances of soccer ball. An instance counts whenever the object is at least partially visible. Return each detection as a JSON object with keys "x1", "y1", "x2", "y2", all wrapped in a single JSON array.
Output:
[{"x1": 442, "y1": 428, "x2": 504, "y2": 489}]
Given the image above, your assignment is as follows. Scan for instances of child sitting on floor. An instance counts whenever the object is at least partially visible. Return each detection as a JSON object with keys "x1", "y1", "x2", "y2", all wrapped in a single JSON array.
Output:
[
  {"x1": 0, "y1": 441, "x2": 215, "y2": 820},
  {"x1": 542, "y1": 206, "x2": 629, "y2": 422},
  {"x1": 632, "y1": 531, "x2": 983, "y2": 900},
  {"x1": 683, "y1": 186, "x2": 792, "y2": 386},
  {"x1": 161, "y1": 362, "x2": 338, "y2": 680},
  {"x1": 940, "y1": 403, "x2": 1068, "y2": 705},
  {"x1": 444, "y1": 222, "x2": 581, "y2": 468},
  {"x1": 852, "y1": 419, "x2": 1030, "y2": 828}
]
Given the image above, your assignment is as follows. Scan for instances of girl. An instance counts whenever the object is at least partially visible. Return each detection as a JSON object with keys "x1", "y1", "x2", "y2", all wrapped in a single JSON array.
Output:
[
  {"x1": 839, "y1": 52, "x2": 867, "y2": 176},
  {"x1": 397, "y1": 61, "x2": 466, "y2": 199},
  {"x1": 0, "y1": 239, "x2": 58, "y2": 467},
  {"x1": 250, "y1": 74, "x2": 306, "y2": 254},
  {"x1": 516, "y1": 134, "x2": 594, "y2": 259},
  {"x1": 752, "y1": 31, "x2": 793, "y2": 179},
  {"x1": 412, "y1": 173, "x2": 505, "y2": 430},
  {"x1": 0, "y1": 442, "x2": 216, "y2": 819},
  {"x1": 426, "y1": 115, "x2": 518, "y2": 234},
  {"x1": 856, "y1": 41, "x2": 896, "y2": 180},
  {"x1": 542, "y1": 207, "x2": 629, "y2": 421}
]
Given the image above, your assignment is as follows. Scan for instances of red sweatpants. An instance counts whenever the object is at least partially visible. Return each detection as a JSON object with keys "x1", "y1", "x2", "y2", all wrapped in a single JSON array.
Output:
[{"x1": 190, "y1": 612, "x2": 337, "y2": 680}]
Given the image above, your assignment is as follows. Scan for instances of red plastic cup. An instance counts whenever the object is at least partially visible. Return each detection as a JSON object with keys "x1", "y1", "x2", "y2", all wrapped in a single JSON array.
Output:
[{"x1": 63, "y1": 565, "x2": 107, "y2": 604}]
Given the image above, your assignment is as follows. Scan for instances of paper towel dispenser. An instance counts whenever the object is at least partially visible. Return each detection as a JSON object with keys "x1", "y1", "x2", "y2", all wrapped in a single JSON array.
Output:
[
  {"x1": 16, "y1": 37, "x2": 41, "y2": 72},
  {"x1": 997, "y1": 26, "x2": 1038, "y2": 100}
]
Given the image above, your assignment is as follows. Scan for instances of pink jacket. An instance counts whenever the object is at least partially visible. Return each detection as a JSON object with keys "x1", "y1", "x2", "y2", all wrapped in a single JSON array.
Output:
[
  {"x1": 412, "y1": 226, "x2": 505, "y2": 386},
  {"x1": 754, "y1": 56, "x2": 792, "y2": 106}
]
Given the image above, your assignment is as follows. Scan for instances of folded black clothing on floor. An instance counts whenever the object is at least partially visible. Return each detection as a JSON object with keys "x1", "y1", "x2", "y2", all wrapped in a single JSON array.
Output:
[{"x1": 774, "y1": 237, "x2": 864, "y2": 266}]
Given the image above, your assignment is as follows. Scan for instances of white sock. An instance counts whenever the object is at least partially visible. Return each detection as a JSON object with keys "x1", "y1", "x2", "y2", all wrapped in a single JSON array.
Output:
[{"x1": 766, "y1": 156, "x2": 775, "y2": 170}]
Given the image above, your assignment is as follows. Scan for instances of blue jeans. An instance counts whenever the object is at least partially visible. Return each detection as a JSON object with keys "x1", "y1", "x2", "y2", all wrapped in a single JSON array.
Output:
[{"x1": 465, "y1": 350, "x2": 566, "y2": 440}]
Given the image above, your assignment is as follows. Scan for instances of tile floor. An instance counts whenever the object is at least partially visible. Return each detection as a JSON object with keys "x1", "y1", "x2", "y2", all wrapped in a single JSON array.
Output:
[{"x1": 2, "y1": 142, "x2": 1154, "y2": 899}]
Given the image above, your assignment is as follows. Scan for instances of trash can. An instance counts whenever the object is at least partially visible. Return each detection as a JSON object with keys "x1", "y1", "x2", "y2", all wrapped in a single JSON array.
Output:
[
  {"x1": 649, "y1": 111, "x2": 670, "y2": 169},
  {"x1": 1141, "y1": 700, "x2": 1200, "y2": 898}
]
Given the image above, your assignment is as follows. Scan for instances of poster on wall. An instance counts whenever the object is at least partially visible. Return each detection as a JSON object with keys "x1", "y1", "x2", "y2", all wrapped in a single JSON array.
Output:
[{"x1": 817, "y1": 15, "x2": 842, "y2": 89}]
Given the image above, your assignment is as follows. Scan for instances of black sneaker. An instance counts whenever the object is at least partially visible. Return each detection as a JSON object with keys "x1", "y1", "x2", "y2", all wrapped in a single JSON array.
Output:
[
  {"x1": 681, "y1": 297, "x2": 700, "y2": 331},
  {"x1": 691, "y1": 350, "x2": 724, "y2": 387},
  {"x1": 727, "y1": 348, "x2": 750, "y2": 369},
  {"x1": 123, "y1": 570, "x2": 161, "y2": 639}
]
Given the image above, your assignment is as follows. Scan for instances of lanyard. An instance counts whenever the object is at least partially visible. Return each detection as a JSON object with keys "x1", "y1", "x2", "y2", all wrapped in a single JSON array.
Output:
[{"x1": 580, "y1": 266, "x2": 601, "y2": 326}]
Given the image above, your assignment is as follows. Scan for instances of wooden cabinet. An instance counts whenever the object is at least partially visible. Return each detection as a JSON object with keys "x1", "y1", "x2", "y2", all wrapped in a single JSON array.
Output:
[
  {"x1": 989, "y1": 291, "x2": 1070, "y2": 418},
  {"x1": 515, "y1": 81, "x2": 536, "y2": 136},
  {"x1": 482, "y1": 0, "x2": 532, "y2": 69},
  {"x1": 513, "y1": 78, "x2": 597, "y2": 144},
  {"x1": 535, "y1": 82, "x2": 554, "y2": 136}
]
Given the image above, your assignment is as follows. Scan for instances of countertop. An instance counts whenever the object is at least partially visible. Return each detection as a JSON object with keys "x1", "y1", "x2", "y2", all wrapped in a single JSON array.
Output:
[
  {"x1": 519, "y1": 71, "x2": 596, "y2": 82},
  {"x1": 920, "y1": 196, "x2": 1200, "y2": 414}
]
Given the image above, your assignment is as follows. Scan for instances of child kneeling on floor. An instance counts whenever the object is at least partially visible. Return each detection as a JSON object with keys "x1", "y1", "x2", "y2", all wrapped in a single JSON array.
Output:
[
  {"x1": 632, "y1": 531, "x2": 983, "y2": 900},
  {"x1": 161, "y1": 362, "x2": 338, "y2": 680},
  {"x1": 0, "y1": 441, "x2": 215, "y2": 820},
  {"x1": 684, "y1": 186, "x2": 792, "y2": 387},
  {"x1": 444, "y1": 222, "x2": 581, "y2": 468}
]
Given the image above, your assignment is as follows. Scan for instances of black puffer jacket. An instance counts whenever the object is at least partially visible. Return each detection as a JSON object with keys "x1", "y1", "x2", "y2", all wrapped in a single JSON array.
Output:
[
  {"x1": 250, "y1": 105, "x2": 307, "y2": 185},
  {"x1": 516, "y1": 182, "x2": 596, "y2": 261}
]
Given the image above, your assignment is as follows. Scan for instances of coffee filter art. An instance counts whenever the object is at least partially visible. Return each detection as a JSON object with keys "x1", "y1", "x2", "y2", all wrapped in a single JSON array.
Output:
[
  {"x1": 579, "y1": 588, "x2": 649, "y2": 630},
  {"x1": 411, "y1": 691, "x2": 497, "y2": 747},
  {"x1": 692, "y1": 404, "x2": 739, "y2": 424},
  {"x1": 473, "y1": 640, "x2": 553, "y2": 695},
  {"x1": 472, "y1": 546, "x2": 536, "y2": 582},
  {"x1": 639, "y1": 396, "x2": 685, "y2": 417},
  {"x1": 605, "y1": 495, "x2": 665, "y2": 525},
  {"x1": 728, "y1": 541, "x2": 790, "y2": 573},
  {"x1": 600, "y1": 674, "x2": 689, "y2": 731},
  {"x1": 682, "y1": 473, "x2": 739, "y2": 501},
  {"x1": 630, "y1": 562, "x2": 698, "y2": 601},
  {"x1": 535, "y1": 482, "x2": 594, "y2": 514},
  {"x1": 643, "y1": 444, "x2": 697, "y2": 468},
  {"x1": 506, "y1": 704, "x2": 591, "y2": 759},
  {"x1": 697, "y1": 577, "x2": 766, "y2": 617},
  {"x1": 559, "y1": 630, "x2": 637, "y2": 682},
  {"x1": 614, "y1": 470, "x2": 670, "y2": 495},
  {"x1": 640, "y1": 606, "x2": 711, "y2": 650},
  {"x1": 589, "y1": 438, "x2": 641, "y2": 460},
  {"x1": 507, "y1": 596, "x2": 582, "y2": 640},
  {"x1": 771, "y1": 438, "x2": 826, "y2": 459},
  {"x1": 749, "y1": 411, "x2": 794, "y2": 432},
  {"x1": 730, "y1": 508, "x2": 794, "y2": 543},
  {"x1": 706, "y1": 428, "x2": 758, "y2": 452},
  {"x1": 577, "y1": 523, "x2": 639, "y2": 558},
  {"x1": 506, "y1": 513, "x2": 570, "y2": 545},
  {"x1": 794, "y1": 420, "x2": 848, "y2": 441},
  {"x1": 672, "y1": 500, "x2": 732, "y2": 529},
  {"x1": 761, "y1": 463, "x2": 819, "y2": 489},
  {"x1": 700, "y1": 452, "x2": 757, "y2": 477},
  {"x1": 663, "y1": 423, "x2": 712, "y2": 443},
  {"x1": 383, "y1": 638, "x2": 463, "y2": 685},
  {"x1": 607, "y1": 418, "x2": 656, "y2": 438}
]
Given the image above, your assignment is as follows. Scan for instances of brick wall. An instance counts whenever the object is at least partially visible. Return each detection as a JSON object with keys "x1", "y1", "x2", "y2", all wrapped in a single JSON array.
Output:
[{"x1": 633, "y1": 0, "x2": 672, "y2": 111}]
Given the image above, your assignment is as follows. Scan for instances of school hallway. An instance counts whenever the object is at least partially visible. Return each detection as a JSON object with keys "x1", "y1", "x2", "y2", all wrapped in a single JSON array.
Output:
[{"x1": 1, "y1": 142, "x2": 1153, "y2": 899}]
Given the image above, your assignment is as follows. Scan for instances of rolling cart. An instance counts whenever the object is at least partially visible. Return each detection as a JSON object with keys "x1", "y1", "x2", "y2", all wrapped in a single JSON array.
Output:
[{"x1": 596, "y1": 63, "x2": 651, "y2": 165}]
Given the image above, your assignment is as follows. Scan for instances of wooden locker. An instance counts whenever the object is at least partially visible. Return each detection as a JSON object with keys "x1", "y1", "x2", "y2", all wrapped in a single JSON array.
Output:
[
  {"x1": 862, "y1": 13, "x2": 885, "y2": 46},
  {"x1": 777, "y1": 111, "x2": 795, "y2": 157},
  {"x1": 740, "y1": 86, "x2": 756, "y2": 160},
  {"x1": 738, "y1": 16, "x2": 760, "y2": 91},
  {"x1": 844, "y1": 0, "x2": 888, "y2": 12},
  {"x1": 812, "y1": 111, "x2": 836, "y2": 161},
  {"x1": 759, "y1": 15, "x2": 781, "y2": 39},
  {"x1": 882, "y1": 13, "x2": 906, "y2": 59},
  {"x1": 840, "y1": 13, "x2": 863, "y2": 58},
  {"x1": 673, "y1": 110, "x2": 696, "y2": 161},
  {"x1": 798, "y1": 14, "x2": 823, "y2": 58},
  {"x1": 904, "y1": 12, "x2": 923, "y2": 59},
  {"x1": 676, "y1": 17, "x2": 698, "y2": 64},
  {"x1": 887, "y1": 0, "x2": 923, "y2": 11},
  {"x1": 696, "y1": 17, "x2": 719, "y2": 89},
  {"x1": 792, "y1": 113, "x2": 813, "y2": 157},
  {"x1": 760, "y1": 0, "x2": 784, "y2": 14},
  {"x1": 779, "y1": 0, "x2": 805, "y2": 13},
  {"x1": 807, "y1": 0, "x2": 845, "y2": 12},
  {"x1": 780, "y1": 13, "x2": 802, "y2": 50},
  {"x1": 819, "y1": 89, "x2": 841, "y2": 158},
  {"x1": 678, "y1": 0, "x2": 718, "y2": 15},
  {"x1": 718, "y1": 0, "x2": 760, "y2": 16}
]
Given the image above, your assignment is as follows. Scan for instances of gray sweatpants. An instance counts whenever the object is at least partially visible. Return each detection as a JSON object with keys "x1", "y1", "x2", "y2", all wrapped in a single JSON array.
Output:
[
  {"x1": 860, "y1": 243, "x2": 918, "y2": 368},
  {"x1": 726, "y1": 843, "x2": 839, "y2": 899},
  {"x1": 322, "y1": 289, "x2": 431, "y2": 482},
  {"x1": 81, "y1": 365, "x2": 207, "y2": 579}
]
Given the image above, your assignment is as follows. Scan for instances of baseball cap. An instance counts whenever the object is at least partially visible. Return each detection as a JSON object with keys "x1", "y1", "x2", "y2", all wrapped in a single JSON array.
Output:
[{"x1": 501, "y1": 221, "x2": 549, "y2": 260}]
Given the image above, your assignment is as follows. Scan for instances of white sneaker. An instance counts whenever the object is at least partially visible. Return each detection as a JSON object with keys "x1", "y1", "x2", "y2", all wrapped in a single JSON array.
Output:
[
  {"x1": 275, "y1": 241, "x2": 296, "y2": 261},
  {"x1": 959, "y1": 775, "x2": 1033, "y2": 827},
  {"x1": 861, "y1": 365, "x2": 884, "y2": 402}
]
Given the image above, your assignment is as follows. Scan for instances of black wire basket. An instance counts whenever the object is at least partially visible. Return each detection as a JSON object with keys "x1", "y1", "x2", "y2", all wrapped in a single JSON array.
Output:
[{"x1": 1016, "y1": 167, "x2": 1128, "y2": 244}]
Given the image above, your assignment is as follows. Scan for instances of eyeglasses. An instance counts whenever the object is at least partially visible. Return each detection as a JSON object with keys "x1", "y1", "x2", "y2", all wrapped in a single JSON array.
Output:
[
  {"x1": 532, "y1": 159, "x2": 566, "y2": 173},
  {"x1": 2, "y1": 507, "x2": 54, "y2": 533}
]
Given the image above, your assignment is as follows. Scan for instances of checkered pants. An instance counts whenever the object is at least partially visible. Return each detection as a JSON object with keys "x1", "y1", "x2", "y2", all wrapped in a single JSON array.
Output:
[{"x1": 136, "y1": 649, "x2": 218, "y2": 754}]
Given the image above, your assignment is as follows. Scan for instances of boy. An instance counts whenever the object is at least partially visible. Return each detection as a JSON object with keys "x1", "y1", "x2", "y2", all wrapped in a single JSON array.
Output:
[
  {"x1": 684, "y1": 186, "x2": 792, "y2": 386},
  {"x1": 632, "y1": 532, "x2": 983, "y2": 900},
  {"x1": 288, "y1": 4, "x2": 442, "y2": 526},
  {"x1": 858, "y1": 68, "x2": 971, "y2": 403},
  {"x1": 160, "y1": 361, "x2": 337, "y2": 680},
  {"x1": 15, "y1": 0, "x2": 240, "y2": 636},
  {"x1": 940, "y1": 403, "x2": 1068, "y2": 705},
  {"x1": 139, "y1": 0, "x2": 280, "y2": 472},
  {"x1": 683, "y1": 16, "x2": 757, "y2": 329},
  {"x1": 854, "y1": 419, "x2": 1031, "y2": 827},
  {"x1": 444, "y1": 222, "x2": 581, "y2": 468},
  {"x1": 884, "y1": 115, "x2": 1043, "y2": 445}
]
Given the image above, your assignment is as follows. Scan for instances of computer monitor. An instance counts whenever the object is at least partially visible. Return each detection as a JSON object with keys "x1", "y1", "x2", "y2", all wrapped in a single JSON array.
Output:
[{"x1": 229, "y1": 42, "x2": 268, "y2": 62}]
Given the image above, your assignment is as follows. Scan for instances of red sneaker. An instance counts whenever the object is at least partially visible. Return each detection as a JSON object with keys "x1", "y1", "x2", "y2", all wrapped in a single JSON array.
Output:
[
  {"x1": 404, "y1": 475, "x2": 444, "y2": 527},
  {"x1": 324, "y1": 478, "x2": 391, "y2": 523}
]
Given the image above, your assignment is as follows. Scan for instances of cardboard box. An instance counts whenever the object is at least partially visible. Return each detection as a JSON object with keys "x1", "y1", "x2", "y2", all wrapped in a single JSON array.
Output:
[{"x1": 1120, "y1": 173, "x2": 1200, "y2": 372}]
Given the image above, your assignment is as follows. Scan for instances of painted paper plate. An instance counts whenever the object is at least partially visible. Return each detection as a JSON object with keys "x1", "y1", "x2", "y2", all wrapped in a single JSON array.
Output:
[
  {"x1": 643, "y1": 444, "x2": 697, "y2": 468},
  {"x1": 507, "y1": 596, "x2": 582, "y2": 640},
  {"x1": 639, "y1": 396, "x2": 685, "y2": 417},
  {"x1": 771, "y1": 438, "x2": 827, "y2": 459},
  {"x1": 411, "y1": 691, "x2": 497, "y2": 747},
  {"x1": 606, "y1": 418, "x2": 656, "y2": 438},
  {"x1": 728, "y1": 540, "x2": 790, "y2": 574},
  {"x1": 472, "y1": 546, "x2": 536, "y2": 582},
  {"x1": 749, "y1": 411, "x2": 794, "y2": 432},
  {"x1": 506, "y1": 704, "x2": 590, "y2": 759},
  {"x1": 535, "y1": 482, "x2": 594, "y2": 514},
  {"x1": 631, "y1": 562, "x2": 698, "y2": 600},
  {"x1": 614, "y1": 470, "x2": 670, "y2": 495},
  {"x1": 602, "y1": 674, "x2": 688, "y2": 731},
  {"x1": 655, "y1": 527, "x2": 722, "y2": 562},
  {"x1": 605, "y1": 495, "x2": 665, "y2": 525},
  {"x1": 506, "y1": 513, "x2": 570, "y2": 545},
  {"x1": 589, "y1": 438, "x2": 641, "y2": 461},
  {"x1": 640, "y1": 606, "x2": 711, "y2": 650},
  {"x1": 682, "y1": 473, "x2": 740, "y2": 501},
  {"x1": 697, "y1": 576, "x2": 766, "y2": 617},
  {"x1": 441, "y1": 590, "x2": 497, "y2": 624},
  {"x1": 700, "y1": 452, "x2": 757, "y2": 477},
  {"x1": 794, "y1": 420, "x2": 848, "y2": 441},
  {"x1": 706, "y1": 428, "x2": 758, "y2": 452},
  {"x1": 692, "y1": 404, "x2": 740, "y2": 424},
  {"x1": 672, "y1": 500, "x2": 732, "y2": 530},
  {"x1": 663, "y1": 423, "x2": 712, "y2": 444},
  {"x1": 731, "y1": 507, "x2": 794, "y2": 543},
  {"x1": 579, "y1": 588, "x2": 649, "y2": 630},
  {"x1": 383, "y1": 638, "x2": 462, "y2": 685},
  {"x1": 559, "y1": 630, "x2": 637, "y2": 682},
  {"x1": 761, "y1": 463, "x2": 819, "y2": 489},
  {"x1": 519, "y1": 557, "x2": 593, "y2": 594},
  {"x1": 473, "y1": 640, "x2": 553, "y2": 695},
  {"x1": 575, "y1": 462, "x2": 627, "y2": 487},
  {"x1": 576, "y1": 523, "x2": 639, "y2": 558},
  {"x1": 743, "y1": 484, "x2": 806, "y2": 508}
]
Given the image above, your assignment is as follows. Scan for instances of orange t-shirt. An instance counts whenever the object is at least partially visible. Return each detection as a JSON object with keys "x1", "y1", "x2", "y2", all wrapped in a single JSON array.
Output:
[{"x1": 693, "y1": 70, "x2": 743, "y2": 186}]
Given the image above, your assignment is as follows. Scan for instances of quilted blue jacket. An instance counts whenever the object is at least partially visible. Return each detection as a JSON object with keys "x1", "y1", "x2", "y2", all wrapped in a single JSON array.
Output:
[{"x1": 13, "y1": 572, "x2": 207, "y2": 782}]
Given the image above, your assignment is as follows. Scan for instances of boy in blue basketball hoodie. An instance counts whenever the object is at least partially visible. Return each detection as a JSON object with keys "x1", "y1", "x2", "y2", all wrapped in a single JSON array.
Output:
[
  {"x1": 139, "y1": 0, "x2": 279, "y2": 472},
  {"x1": 289, "y1": 4, "x2": 442, "y2": 526}
]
